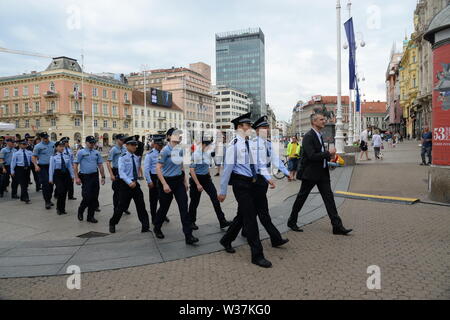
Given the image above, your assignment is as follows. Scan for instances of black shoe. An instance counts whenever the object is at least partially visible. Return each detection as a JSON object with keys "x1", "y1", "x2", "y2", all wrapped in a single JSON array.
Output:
[
  {"x1": 24, "y1": 200, "x2": 31, "y2": 204},
  {"x1": 50, "y1": 202, "x2": 54, "y2": 206},
  {"x1": 36, "y1": 188, "x2": 41, "y2": 192},
  {"x1": 272, "y1": 238, "x2": 289, "y2": 248},
  {"x1": 77, "y1": 210, "x2": 83, "y2": 221},
  {"x1": 87, "y1": 218, "x2": 98, "y2": 223},
  {"x1": 109, "y1": 224, "x2": 116, "y2": 233},
  {"x1": 164, "y1": 217, "x2": 170, "y2": 223},
  {"x1": 154, "y1": 227, "x2": 164, "y2": 239},
  {"x1": 287, "y1": 222, "x2": 304, "y2": 232},
  {"x1": 190, "y1": 222, "x2": 199, "y2": 230},
  {"x1": 45, "y1": 202, "x2": 52, "y2": 210},
  {"x1": 141, "y1": 227, "x2": 151, "y2": 233},
  {"x1": 68, "y1": 197, "x2": 77, "y2": 200},
  {"x1": 420, "y1": 162, "x2": 427, "y2": 166},
  {"x1": 185, "y1": 235, "x2": 199, "y2": 245},
  {"x1": 219, "y1": 238, "x2": 235, "y2": 253},
  {"x1": 219, "y1": 219, "x2": 232, "y2": 229},
  {"x1": 332, "y1": 226, "x2": 353, "y2": 235},
  {"x1": 252, "y1": 258, "x2": 272, "y2": 268},
  {"x1": 95, "y1": 207, "x2": 101, "y2": 212},
  {"x1": 57, "y1": 210, "x2": 66, "y2": 215},
  {"x1": 12, "y1": 195, "x2": 19, "y2": 199},
  {"x1": 427, "y1": 162, "x2": 432, "y2": 166},
  {"x1": 124, "y1": 210, "x2": 131, "y2": 215}
]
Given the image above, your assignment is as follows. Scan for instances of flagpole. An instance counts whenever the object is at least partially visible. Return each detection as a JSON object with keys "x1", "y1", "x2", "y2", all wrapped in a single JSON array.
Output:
[
  {"x1": 334, "y1": 0, "x2": 345, "y2": 154},
  {"x1": 81, "y1": 52, "x2": 85, "y2": 144},
  {"x1": 347, "y1": 0, "x2": 353, "y2": 145}
]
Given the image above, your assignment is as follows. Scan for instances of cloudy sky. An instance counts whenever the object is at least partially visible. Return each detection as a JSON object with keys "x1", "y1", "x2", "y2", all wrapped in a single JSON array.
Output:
[{"x1": 0, "y1": 0, "x2": 418, "y2": 121}]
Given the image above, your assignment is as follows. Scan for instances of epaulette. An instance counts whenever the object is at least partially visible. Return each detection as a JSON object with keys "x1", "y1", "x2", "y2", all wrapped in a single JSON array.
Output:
[
  {"x1": 229, "y1": 138, "x2": 238, "y2": 145},
  {"x1": 121, "y1": 153, "x2": 127, "y2": 157}
]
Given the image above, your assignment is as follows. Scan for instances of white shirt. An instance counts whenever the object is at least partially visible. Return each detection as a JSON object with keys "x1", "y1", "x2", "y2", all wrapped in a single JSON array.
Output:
[
  {"x1": 312, "y1": 128, "x2": 326, "y2": 168},
  {"x1": 372, "y1": 134, "x2": 382, "y2": 147},
  {"x1": 360, "y1": 129, "x2": 368, "y2": 143}
]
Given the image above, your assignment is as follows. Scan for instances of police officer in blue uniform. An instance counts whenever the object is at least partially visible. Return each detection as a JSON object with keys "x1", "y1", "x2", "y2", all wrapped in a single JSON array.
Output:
[
  {"x1": 49, "y1": 141, "x2": 75, "y2": 215},
  {"x1": 32, "y1": 132, "x2": 55, "y2": 209},
  {"x1": 106, "y1": 133, "x2": 130, "y2": 215},
  {"x1": 218, "y1": 112, "x2": 275, "y2": 268},
  {"x1": 153, "y1": 128, "x2": 198, "y2": 245},
  {"x1": 61, "y1": 137, "x2": 77, "y2": 201},
  {"x1": 74, "y1": 136, "x2": 106, "y2": 223},
  {"x1": 26, "y1": 135, "x2": 40, "y2": 191},
  {"x1": 144, "y1": 137, "x2": 169, "y2": 224},
  {"x1": 10, "y1": 140, "x2": 33, "y2": 204},
  {"x1": 0, "y1": 138, "x2": 18, "y2": 198},
  {"x1": 188, "y1": 135, "x2": 232, "y2": 230},
  {"x1": 109, "y1": 137, "x2": 151, "y2": 233}
]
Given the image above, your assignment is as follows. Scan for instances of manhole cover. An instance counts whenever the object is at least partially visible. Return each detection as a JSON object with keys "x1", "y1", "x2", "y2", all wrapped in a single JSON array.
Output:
[{"x1": 77, "y1": 231, "x2": 109, "y2": 238}]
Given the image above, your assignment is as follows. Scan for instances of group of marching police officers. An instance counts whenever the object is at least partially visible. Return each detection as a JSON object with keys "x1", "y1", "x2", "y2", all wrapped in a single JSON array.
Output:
[{"x1": 0, "y1": 111, "x2": 352, "y2": 268}]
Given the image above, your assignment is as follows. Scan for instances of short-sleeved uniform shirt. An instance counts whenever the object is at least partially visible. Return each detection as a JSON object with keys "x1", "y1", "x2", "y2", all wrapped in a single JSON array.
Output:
[
  {"x1": 158, "y1": 144, "x2": 184, "y2": 177},
  {"x1": 74, "y1": 148, "x2": 103, "y2": 174},
  {"x1": 32, "y1": 141, "x2": 55, "y2": 165}
]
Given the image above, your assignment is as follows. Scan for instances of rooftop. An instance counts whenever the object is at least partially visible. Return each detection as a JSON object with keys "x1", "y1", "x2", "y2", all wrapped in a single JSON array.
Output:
[
  {"x1": 361, "y1": 101, "x2": 387, "y2": 114},
  {"x1": 424, "y1": 4, "x2": 450, "y2": 44}
]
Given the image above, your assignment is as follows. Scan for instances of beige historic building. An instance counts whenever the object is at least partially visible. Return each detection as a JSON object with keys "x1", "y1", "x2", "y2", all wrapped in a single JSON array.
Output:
[
  {"x1": 131, "y1": 90, "x2": 184, "y2": 139},
  {"x1": 0, "y1": 56, "x2": 133, "y2": 145},
  {"x1": 213, "y1": 85, "x2": 250, "y2": 131},
  {"x1": 128, "y1": 63, "x2": 215, "y2": 140},
  {"x1": 361, "y1": 100, "x2": 389, "y2": 131}
]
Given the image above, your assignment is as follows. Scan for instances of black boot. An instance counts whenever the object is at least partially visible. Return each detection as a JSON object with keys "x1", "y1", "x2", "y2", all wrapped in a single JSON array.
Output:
[{"x1": 185, "y1": 235, "x2": 199, "y2": 245}]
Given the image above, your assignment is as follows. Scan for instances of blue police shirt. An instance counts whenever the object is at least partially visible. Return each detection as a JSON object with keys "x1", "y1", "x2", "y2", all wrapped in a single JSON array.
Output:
[
  {"x1": 74, "y1": 147, "x2": 103, "y2": 174},
  {"x1": 64, "y1": 146, "x2": 74, "y2": 165},
  {"x1": 118, "y1": 151, "x2": 140, "y2": 185},
  {"x1": 108, "y1": 144, "x2": 126, "y2": 168},
  {"x1": 158, "y1": 144, "x2": 184, "y2": 177},
  {"x1": 33, "y1": 141, "x2": 55, "y2": 165},
  {"x1": 0, "y1": 146, "x2": 16, "y2": 166},
  {"x1": 49, "y1": 152, "x2": 75, "y2": 182},
  {"x1": 220, "y1": 135, "x2": 252, "y2": 195},
  {"x1": 254, "y1": 136, "x2": 289, "y2": 177},
  {"x1": 144, "y1": 148, "x2": 159, "y2": 183},
  {"x1": 10, "y1": 149, "x2": 32, "y2": 174},
  {"x1": 190, "y1": 149, "x2": 212, "y2": 175}
]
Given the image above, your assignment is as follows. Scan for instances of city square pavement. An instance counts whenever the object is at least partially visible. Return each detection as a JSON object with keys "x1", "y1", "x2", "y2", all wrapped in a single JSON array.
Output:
[{"x1": 0, "y1": 141, "x2": 449, "y2": 299}]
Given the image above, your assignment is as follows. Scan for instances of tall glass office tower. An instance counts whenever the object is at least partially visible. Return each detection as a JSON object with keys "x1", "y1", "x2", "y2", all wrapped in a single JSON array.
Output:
[{"x1": 215, "y1": 28, "x2": 266, "y2": 120}]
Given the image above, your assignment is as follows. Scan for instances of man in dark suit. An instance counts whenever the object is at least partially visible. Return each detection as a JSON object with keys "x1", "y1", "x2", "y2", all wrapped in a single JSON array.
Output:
[{"x1": 287, "y1": 112, "x2": 352, "y2": 235}]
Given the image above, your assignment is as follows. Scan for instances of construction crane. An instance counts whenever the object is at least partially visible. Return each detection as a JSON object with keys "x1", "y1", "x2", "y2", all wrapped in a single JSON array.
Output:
[{"x1": 0, "y1": 47, "x2": 53, "y2": 59}]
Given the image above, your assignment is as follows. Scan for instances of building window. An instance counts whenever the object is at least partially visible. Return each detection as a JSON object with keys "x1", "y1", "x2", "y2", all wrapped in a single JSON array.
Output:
[
  {"x1": 141, "y1": 121, "x2": 144, "y2": 128},
  {"x1": 103, "y1": 89, "x2": 107, "y2": 98},
  {"x1": 74, "y1": 101, "x2": 80, "y2": 111},
  {"x1": 103, "y1": 104, "x2": 108, "y2": 115},
  {"x1": 49, "y1": 82, "x2": 55, "y2": 92},
  {"x1": 51, "y1": 119, "x2": 56, "y2": 127},
  {"x1": 124, "y1": 121, "x2": 129, "y2": 129},
  {"x1": 23, "y1": 86, "x2": 29, "y2": 96},
  {"x1": 24, "y1": 103, "x2": 29, "y2": 113},
  {"x1": 135, "y1": 109, "x2": 138, "y2": 116},
  {"x1": 113, "y1": 120, "x2": 117, "y2": 128},
  {"x1": 25, "y1": 120, "x2": 30, "y2": 128},
  {"x1": 14, "y1": 104, "x2": 19, "y2": 114},
  {"x1": 135, "y1": 120, "x2": 138, "y2": 127},
  {"x1": 14, "y1": 87, "x2": 19, "y2": 97},
  {"x1": 103, "y1": 120, "x2": 108, "y2": 128},
  {"x1": 36, "y1": 119, "x2": 40, "y2": 128},
  {"x1": 34, "y1": 84, "x2": 39, "y2": 95},
  {"x1": 3, "y1": 88, "x2": 9, "y2": 97},
  {"x1": 124, "y1": 92, "x2": 129, "y2": 102},
  {"x1": 75, "y1": 118, "x2": 81, "y2": 126},
  {"x1": 112, "y1": 91, "x2": 117, "y2": 100},
  {"x1": 94, "y1": 120, "x2": 98, "y2": 127},
  {"x1": 15, "y1": 120, "x2": 20, "y2": 128},
  {"x1": 124, "y1": 107, "x2": 129, "y2": 116},
  {"x1": 35, "y1": 101, "x2": 40, "y2": 113},
  {"x1": 3, "y1": 105, "x2": 9, "y2": 115},
  {"x1": 92, "y1": 87, "x2": 98, "y2": 97},
  {"x1": 93, "y1": 103, "x2": 98, "y2": 114},
  {"x1": 112, "y1": 105, "x2": 118, "y2": 116},
  {"x1": 50, "y1": 101, "x2": 56, "y2": 111},
  {"x1": 141, "y1": 109, "x2": 144, "y2": 116}
]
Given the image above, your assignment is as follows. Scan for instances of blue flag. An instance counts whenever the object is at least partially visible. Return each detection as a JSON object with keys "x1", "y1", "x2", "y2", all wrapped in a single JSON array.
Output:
[
  {"x1": 355, "y1": 80, "x2": 361, "y2": 112},
  {"x1": 344, "y1": 18, "x2": 356, "y2": 90}
]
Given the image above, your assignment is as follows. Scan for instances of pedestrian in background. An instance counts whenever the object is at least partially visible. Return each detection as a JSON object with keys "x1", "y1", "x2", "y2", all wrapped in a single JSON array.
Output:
[
  {"x1": 359, "y1": 127, "x2": 371, "y2": 161},
  {"x1": 286, "y1": 136, "x2": 300, "y2": 180},
  {"x1": 420, "y1": 126, "x2": 432, "y2": 165},
  {"x1": 372, "y1": 130, "x2": 383, "y2": 160}
]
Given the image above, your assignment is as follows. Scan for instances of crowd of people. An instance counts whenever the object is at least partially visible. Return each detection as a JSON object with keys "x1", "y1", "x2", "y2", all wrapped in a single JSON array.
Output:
[{"x1": 0, "y1": 111, "x2": 353, "y2": 268}]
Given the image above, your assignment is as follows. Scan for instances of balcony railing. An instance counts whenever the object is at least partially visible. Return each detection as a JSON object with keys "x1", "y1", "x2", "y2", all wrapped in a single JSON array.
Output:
[
  {"x1": 124, "y1": 100, "x2": 131, "y2": 105},
  {"x1": 44, "y1": 91, "x2": 59, "y2": 98}
]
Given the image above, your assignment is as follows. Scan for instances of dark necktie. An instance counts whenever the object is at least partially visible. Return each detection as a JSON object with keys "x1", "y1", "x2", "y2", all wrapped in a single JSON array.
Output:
[
  {"x1": 131, "y1": 155, "x2": 138, "y2": 181},
  {"x1": 23, "y1": 150, "x2": 29, "y2": 167},
  {"x1": 60, "y1": 154, "x2": 67, "y2": 172},
  {"x1": 245, "y1": 138, "x2": 257, "y2": 182}
]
